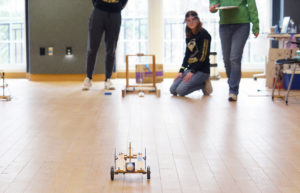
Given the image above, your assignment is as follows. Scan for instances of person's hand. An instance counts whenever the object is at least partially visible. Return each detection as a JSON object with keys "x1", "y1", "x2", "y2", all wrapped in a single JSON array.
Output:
[
  {"x1": 254, "y1": 33, "x2": 259, "y2": 38},
  {"x1": 183, "y1": 72, "x2": 193, "y2": 82},
  {"x1": 209, "y1": 3, "x2": 220, "y2": 12},
  {"x1": 174, "y1": 72, "x2": 183, "y2": 82}
]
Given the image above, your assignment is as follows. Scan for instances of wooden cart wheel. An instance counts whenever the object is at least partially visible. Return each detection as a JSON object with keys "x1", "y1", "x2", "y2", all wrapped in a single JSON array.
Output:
[
  {"x1": 122, "y1": 90, "x2": 125, "y2": 98},
  {"x1": 110, "y1": 166, "x2": 115, "y2": 180},
  {"x1": 156, "y1": 89, "x2": 160, "y2": 97},
  {"x1": 146, "y1": 166, "x2": 151, "y2": 180}
]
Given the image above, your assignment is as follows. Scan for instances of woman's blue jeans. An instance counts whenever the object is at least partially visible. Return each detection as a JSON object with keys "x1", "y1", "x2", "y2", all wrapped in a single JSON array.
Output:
[
  {"x1": 219, "y1": 23, "x2": 250, "y2": 95},
  {"x1": 170, "y1": 70, "x2": 209, "y2": 96}
]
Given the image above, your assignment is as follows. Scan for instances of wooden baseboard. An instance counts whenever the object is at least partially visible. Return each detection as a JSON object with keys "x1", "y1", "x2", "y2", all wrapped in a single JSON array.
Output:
[
  {"x1": 26, "y1": 71, "x2": 264, "y2": 81},
  {"x1": 117, "y1": 71, "x2": 264, "y2": 79},
  {"x1": 28, "y1": 74, "x2": 106, "y2": 81},
  {"x1": 219, "y1": 71, "x2": 265, "y2": 78},
  {"x1": 1, "y1": 72, "x2": 27, "y2": 79}
]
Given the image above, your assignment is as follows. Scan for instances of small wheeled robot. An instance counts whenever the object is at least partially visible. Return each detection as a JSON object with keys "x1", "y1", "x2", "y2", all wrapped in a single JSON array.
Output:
[
  {"x1": 110, "y1": 142, "x2": 151, "y2": 180},
  {"x1": 0, "y1": 72, "x2": 11, "y2": 101}
]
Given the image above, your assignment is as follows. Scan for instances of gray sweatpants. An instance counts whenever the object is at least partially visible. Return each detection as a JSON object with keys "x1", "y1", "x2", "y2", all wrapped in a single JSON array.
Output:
[
  {"x1": 170, "y1": 70, "x2": 209, "y2": 96},
  {"x1": 86, "y1": 8, "x2": 121, "y2": 80}
]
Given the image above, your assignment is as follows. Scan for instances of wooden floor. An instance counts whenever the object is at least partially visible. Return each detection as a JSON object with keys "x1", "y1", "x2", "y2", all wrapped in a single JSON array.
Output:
[{"x1": 1, "y1": 78, "x2": 300, "y2": 193}]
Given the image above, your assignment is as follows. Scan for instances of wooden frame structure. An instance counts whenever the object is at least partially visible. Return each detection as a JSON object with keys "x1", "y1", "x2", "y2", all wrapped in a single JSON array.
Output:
[{"x1": 122, "y1": 53, "x2": 160, "y2": 97}]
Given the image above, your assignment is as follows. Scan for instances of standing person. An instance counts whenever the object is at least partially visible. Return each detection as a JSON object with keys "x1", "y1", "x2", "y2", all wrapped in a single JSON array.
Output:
[
  {"x1": 209, "y1": 0, "x2": 259, "y2": 101},
  {"x1": 83, "y1": 0, "x2": 128, "y2": 90},
  {"x1": 170, "y1": 11, "x2": 213, "y2": 97}
]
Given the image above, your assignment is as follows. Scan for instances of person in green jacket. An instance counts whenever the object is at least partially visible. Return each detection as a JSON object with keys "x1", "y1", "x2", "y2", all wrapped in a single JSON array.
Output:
[{"x1": 209, "y1": 0, "x2": 259, "y2": 101}]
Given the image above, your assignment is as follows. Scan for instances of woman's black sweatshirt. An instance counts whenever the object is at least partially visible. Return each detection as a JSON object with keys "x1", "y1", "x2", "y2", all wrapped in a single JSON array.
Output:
[
  {"x1": 92, "y1": 0, "x2": 128, "y2": 12},
  {"x1": 180, "y1": 28, "x2": 211, "y2": 74}
]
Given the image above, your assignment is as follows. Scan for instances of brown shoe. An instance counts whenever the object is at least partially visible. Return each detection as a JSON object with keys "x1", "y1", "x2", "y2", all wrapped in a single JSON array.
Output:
[
  {"x1": 228, "y1": 93, "x2": 237, "y2": 101},
  {"x1": 202, "y1": 78, "x2": 213, "y2": 95}
]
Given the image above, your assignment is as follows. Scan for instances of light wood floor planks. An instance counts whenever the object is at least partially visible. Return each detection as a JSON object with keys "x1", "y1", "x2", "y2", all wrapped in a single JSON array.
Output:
[{"x1": 0, "y1": 78, "x2": 300, "y2": 193}]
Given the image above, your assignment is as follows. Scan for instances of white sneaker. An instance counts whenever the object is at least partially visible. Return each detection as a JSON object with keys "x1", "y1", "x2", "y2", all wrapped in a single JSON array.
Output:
[
  {"x1": 202, "y1": 78, "x2": 213, "y2": 95},
  {"x1": 82, "y1": 77, "x2": 92, "y2": 90},
  {"x1": 105, "y1": 78, "x2": 115, "y2": 90},
  {"x1": 228, "y1": 93, "x2": 237, "y2": 101}
]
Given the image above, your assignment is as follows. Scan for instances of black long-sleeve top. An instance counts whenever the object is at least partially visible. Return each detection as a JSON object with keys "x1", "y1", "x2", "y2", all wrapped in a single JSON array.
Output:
[
  {"x1": 179, "y1": 28, "x2": 211, "y2": 74},
  {"x1": 92, "y1": 0, "x2": 128, "y2": 12}
]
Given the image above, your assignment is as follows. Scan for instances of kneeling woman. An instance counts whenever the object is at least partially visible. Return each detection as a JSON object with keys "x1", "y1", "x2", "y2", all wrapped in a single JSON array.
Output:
[{"x1": 170, "y1": 11, "x2": 213, "y2": 96}]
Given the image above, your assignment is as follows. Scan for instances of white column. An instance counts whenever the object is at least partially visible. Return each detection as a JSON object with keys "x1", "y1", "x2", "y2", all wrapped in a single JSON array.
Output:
[{"x1": 148, "y1": 0, "x2": 163, "y2": 64}]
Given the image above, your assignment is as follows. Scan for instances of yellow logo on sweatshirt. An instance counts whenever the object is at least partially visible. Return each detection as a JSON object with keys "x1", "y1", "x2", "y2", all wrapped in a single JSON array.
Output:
[
  {"x1": 188, "y1": 57, "x2": 198, "y2": 64},
  {"x1": 102, "y1": 0, "x2": 119, "y2": 3}
]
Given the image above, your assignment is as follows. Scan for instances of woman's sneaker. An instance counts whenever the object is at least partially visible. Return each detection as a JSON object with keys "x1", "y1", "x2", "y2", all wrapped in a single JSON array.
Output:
[
  {"x1": 202, "y1": 79, "x2": 213, "y2": 95},
  {"x1": 228, "y1": 93, "x2": 237, "y2": 101},
  {"x1": 105, "y1": 78, "x2": 115, "y2": 90},
  {"x1": 82, "y1": 77, "x2": 92, "y2": 90}
]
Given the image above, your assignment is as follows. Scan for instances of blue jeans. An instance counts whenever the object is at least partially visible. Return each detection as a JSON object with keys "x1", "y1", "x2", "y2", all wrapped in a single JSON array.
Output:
[
  {"x1": 170, "y1": 70, "x2": 209, "y2": 96},
  {"x1": 219, "y1": 23, "x2": 250, "y2": 95}
]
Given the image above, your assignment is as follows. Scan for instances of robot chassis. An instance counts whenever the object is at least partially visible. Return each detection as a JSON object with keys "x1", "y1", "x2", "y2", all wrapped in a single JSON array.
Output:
[{"x1": 110, "y1": 142, "x2": 151, "y2": 180}]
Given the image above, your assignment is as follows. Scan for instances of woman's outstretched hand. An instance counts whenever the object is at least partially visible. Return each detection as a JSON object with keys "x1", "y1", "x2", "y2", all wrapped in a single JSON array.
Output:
[
  {"x1": 209, "y1": 3, "x2": 220, "y2": 12},
  {"x1": 183, "y1": 72, "x2": 193, "y2": 82},
  {"x1": 174, "y1": 72, "x2": 183, "y2": 82}
]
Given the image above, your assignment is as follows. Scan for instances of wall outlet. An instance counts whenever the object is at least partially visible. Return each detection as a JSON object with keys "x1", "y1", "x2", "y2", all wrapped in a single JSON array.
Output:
[
  {"x1": 48, "y1": 47, "x2": 54, "y2": 56},
  {"x1": 40, "y1": 47, "x2": 45, "y2": 56}
]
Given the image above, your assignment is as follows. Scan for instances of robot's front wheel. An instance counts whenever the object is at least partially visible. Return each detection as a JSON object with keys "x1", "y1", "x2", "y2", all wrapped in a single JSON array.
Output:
[
  {"x1": 156, "y1": 89, "x2": 161, "y2": 97},
  {"x1": 110, "y1": 166, "x2": 114, "y2": 181},
  {"x1": 146, "y1": 166, "x2": 151, "y2": 180}
]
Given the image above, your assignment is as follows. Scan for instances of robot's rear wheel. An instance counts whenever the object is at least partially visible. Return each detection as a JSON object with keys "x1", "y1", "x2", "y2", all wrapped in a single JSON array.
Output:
[
  {"x1": 146, "y1": 166, "x2": 151, "y2": 180},
  {"x1": 110, "y1": 166, "x2": 114, "y2": 180}
]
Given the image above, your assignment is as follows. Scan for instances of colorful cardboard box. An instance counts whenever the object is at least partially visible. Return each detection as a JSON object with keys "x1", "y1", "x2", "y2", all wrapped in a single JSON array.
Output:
[{"x1": 135, "y1": 64, "x2": 163, "y2": 84}]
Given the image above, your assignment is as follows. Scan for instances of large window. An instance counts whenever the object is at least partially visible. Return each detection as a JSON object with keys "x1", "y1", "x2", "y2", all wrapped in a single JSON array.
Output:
[
  {"x1": 162, "y1": 0, "x2": 271, "y2": 71},
  {"x1": 116, "y1": 0, "x2": 271, "y2": 72},
  {"x1": 163, "y1": 0, "x2": 220, "y2": 70},
  {"x1": 0, "y1": 0, "x2": 26, "y2": 71},
  {"x1": 117, "y1": 0, "x2": 149, "y2": 71}
]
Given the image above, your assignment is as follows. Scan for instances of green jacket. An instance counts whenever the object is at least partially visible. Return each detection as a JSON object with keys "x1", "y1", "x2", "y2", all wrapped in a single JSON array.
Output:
[{"x1": 210, "y1": 0, "x2": 259, "y2": 34}]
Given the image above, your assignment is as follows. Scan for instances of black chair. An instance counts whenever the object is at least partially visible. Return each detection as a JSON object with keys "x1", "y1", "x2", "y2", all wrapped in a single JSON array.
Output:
[{"x1": 272, "y1": 41, "x2": 300, "y2": 105}]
